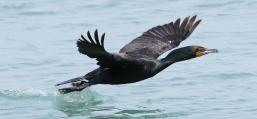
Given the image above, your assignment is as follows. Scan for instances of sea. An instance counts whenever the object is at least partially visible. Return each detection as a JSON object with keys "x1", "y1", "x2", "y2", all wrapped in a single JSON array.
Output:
[{"x1": 0, "y1": 0, "x2": 257, "y2": 119}]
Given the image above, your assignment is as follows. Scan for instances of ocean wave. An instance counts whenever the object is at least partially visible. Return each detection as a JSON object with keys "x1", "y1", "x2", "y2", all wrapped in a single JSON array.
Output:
[{"x1": 0, "y1": 88, "x2": 56, "y2": 100}]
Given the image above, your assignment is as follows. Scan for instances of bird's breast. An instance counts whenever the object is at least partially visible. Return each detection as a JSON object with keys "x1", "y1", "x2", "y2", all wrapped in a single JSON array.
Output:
[{"x1": 105, "y1": 66, "x2": 155, "y2": 84}]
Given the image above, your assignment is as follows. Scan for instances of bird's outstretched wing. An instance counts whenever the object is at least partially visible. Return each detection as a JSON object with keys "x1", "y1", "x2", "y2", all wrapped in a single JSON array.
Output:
[
  {"x1": 77, "y1": 30, "x2": 110, "y2": 62},
  {"x1": 77, "y1": 30, "x2": 143, "y2": 68},
  {"x1": 119, "y1": 15, "x2": 201, "y2": 59}
]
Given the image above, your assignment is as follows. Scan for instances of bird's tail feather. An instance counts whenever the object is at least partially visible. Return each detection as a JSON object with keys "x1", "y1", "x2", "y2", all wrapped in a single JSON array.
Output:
[{"x1": 55, "y1": 76, "x2": 91, "y2": 94}]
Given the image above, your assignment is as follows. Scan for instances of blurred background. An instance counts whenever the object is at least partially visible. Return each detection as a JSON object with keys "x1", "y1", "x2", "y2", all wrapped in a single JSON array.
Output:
[{"x1": 0, "y1": 0, "x2": 257, "y2": 119}]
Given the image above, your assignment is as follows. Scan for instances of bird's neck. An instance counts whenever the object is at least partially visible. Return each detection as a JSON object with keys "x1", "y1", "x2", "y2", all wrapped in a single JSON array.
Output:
[{"x1": 154, "y1": 50, "x2": 191, "y2": 74}]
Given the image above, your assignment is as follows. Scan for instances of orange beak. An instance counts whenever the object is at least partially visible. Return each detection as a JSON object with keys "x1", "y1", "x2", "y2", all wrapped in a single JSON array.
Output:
[{"x1": 196, "y1": 49, "x2": 218, "y2": 57}]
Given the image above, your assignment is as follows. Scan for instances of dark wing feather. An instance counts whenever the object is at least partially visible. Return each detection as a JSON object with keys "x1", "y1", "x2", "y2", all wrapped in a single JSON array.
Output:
[
  {"x1": 77, "y1": 30, "x2": 144, "y2": 68},
  {"x1": 77, "y1": 30, "x2": 109, "y2": 60},
  {"x1": 119, "y1": 15, "x2": 201, "y2": 59}
]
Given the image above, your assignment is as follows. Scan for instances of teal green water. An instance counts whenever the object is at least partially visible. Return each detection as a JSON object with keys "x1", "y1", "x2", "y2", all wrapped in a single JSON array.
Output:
[{"x1": 1, "y1": 0, "x2": 257, "y2": 118}]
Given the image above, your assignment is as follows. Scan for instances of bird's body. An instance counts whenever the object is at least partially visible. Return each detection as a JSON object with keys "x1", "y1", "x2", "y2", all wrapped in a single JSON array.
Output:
[
  {"x1": 85, "y1": 66, "x2": 153, "y2": 85},
  {"x1": 56, "y1": 15, "x2": 218, "y2": 94},
  {"x1": 77, "y1": 56, "x2": 159, "y2": 85}
]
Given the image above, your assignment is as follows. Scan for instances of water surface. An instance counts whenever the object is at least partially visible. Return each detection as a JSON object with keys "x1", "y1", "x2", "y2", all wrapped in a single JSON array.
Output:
[{"x1": 1, "y1": 0, "x2": 257, "y2": 118}]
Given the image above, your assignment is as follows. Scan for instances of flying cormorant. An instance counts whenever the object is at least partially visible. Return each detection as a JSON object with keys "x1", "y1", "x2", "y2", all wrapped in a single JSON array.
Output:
[{"x1": 56, "y1": 15, "x2": 218, "y2": 94}]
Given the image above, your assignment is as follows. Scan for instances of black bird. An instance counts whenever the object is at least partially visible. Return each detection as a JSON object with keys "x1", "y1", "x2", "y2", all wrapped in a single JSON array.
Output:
[{"x1": 56, "y1": 15, "x2": 218, "y2": 94}]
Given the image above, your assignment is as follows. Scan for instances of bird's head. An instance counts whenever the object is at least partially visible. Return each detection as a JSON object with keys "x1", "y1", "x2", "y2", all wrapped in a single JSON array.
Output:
[
  {"x1": 186, "y1": 45, "x2": 218, "y2": 58},
  {"x1": 166, "y1": 45, "x2": 218, "y2": 62}
]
